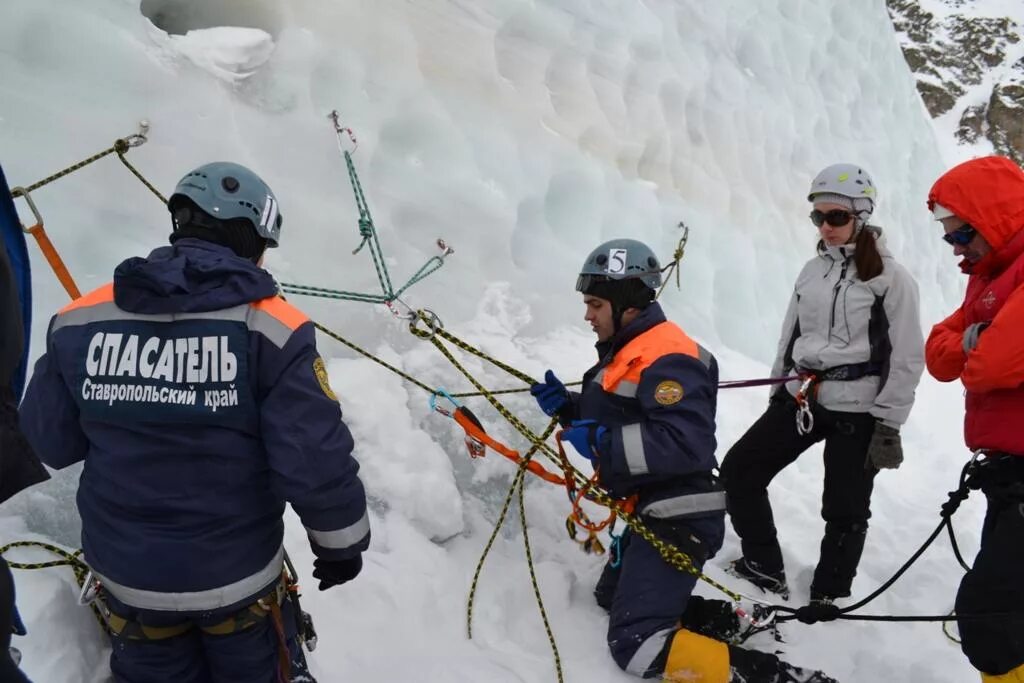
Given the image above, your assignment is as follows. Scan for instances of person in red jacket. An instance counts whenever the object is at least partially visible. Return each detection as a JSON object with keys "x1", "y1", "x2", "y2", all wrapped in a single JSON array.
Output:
[{"x1": 925, "y1": 155, "x2": 1024, "y2": 682}]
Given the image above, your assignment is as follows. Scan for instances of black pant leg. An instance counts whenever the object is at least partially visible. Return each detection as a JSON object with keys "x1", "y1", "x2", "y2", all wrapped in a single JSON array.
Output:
[
  {"x1": 721, "y1": 398, "x2": 822, "y2": 572},
  {"x1": 811, "y1": 411, "x2": 877, "y2": 599},
  {"x1": 956, "y1": 493, "x2": 1024, "y2": 675}
]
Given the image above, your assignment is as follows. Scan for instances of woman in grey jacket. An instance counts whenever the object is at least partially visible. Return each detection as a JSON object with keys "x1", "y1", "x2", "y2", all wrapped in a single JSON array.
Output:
[{"x1": 721, "y1": 163, "x2": 925, "y2": 604}]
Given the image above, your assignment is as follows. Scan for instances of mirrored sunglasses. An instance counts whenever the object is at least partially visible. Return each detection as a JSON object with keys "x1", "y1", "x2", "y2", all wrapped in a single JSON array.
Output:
[{"x1": 942, "y1": 224, "x2": 977, "y2": 246}]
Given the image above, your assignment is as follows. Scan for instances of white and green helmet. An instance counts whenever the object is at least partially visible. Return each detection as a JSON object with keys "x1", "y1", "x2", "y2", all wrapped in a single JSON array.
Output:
[{"x1": 807, "y1": 163, "x2": 877, "y2": 210}]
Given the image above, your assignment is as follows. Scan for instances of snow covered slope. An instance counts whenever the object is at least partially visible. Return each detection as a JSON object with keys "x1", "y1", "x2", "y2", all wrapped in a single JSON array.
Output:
[
  {"x1": 888, "y1": 0, "x2": 1024, "y2": 164},
  {"x1": 0, "y1": 0, "x2": 983, "y2": 681}
]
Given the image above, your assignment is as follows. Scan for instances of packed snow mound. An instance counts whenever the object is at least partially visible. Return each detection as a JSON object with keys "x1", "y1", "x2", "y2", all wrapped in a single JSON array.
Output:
[
  {"x1": 153, "y1": 27, "x2": 277, "y2": 82},
  {"x1": 140, "y1": 0, "x2": 284, "y2": 38}
]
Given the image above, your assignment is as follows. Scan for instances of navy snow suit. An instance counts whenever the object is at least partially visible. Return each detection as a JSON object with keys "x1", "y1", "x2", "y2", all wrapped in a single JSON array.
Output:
[
  {"x1": 557, "y1": 302, "x2": 726, "y2": 678},
  {"x1": 20, "y1": 239, "x2": 370, "y2": 683}
]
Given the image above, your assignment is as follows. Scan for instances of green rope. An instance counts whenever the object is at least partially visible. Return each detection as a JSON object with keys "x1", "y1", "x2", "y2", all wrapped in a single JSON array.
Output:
[{"x1": 283, "y1": 117, "x2": 450, "y2": 307}]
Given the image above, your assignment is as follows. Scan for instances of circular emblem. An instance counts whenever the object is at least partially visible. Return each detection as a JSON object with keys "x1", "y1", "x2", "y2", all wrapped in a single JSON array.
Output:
[
  {"x1": 654, "y1": 380, "x2": 684, "y2": 405},
  {"x1": 313, "y1": 357, "x2": 338, "y2": 402}
]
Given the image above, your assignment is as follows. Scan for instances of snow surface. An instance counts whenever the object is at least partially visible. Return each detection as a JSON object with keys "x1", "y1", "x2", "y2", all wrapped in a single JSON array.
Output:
[{"x1": 0, "y1": 0, "x2": 987, "y2": 681}]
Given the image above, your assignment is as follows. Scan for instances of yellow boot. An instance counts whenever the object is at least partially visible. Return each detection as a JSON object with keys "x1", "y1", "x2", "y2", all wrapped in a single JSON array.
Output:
[{"x1": 663, "y1": 629, "x2": 730, "y2": 682}]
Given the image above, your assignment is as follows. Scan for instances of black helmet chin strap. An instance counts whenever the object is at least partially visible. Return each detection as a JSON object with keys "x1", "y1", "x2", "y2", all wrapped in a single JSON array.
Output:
[{"x1": 611, "y1": 303, "x2": 625, "y2": 335}]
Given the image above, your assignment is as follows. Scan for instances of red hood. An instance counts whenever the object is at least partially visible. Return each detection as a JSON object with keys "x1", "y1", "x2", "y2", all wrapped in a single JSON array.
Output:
[{"x1": 928, "y1": 156, "x2": 1024, "y2": 275}]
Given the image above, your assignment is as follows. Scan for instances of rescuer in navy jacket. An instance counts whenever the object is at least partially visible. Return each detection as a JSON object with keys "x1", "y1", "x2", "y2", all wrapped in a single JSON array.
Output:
[{"x1": 20, "y1": 162, "x2": 368, "y2": 683}]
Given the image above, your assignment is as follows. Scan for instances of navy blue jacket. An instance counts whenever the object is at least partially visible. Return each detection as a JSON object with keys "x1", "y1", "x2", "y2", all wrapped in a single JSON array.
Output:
[
  {"x1": 20, "y1": 240, "x2": 369, "y2": 611},
  {"x1": 563, "y1": 303, "x2": 724, "y2": 549}
]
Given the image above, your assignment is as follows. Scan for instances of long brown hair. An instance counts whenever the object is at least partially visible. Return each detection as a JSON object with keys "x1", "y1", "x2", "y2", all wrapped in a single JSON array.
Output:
[{"x1": 854, "y1": 226, "x2": 884, "y2": 281}]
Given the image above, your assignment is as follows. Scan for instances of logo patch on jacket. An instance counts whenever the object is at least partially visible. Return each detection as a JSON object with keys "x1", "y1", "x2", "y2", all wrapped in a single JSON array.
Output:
[
  {"x1": 654, "y1": 380, "x2": 684, "y2": 405},
  {"x1": 313, "y1": 357, "x2": 338, "y2": 401}
]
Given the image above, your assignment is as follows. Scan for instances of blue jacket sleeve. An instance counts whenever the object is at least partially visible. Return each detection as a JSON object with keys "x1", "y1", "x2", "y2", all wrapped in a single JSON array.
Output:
[
  {"x1": 598, "y1": 353, "x2": 718, "y2": 489},
  {"x1": 20, "y1": 318, "x2": 89, "y2": 470},
  {"x1": 260, "y1": 322, "x2": 370, "y2": 561}
]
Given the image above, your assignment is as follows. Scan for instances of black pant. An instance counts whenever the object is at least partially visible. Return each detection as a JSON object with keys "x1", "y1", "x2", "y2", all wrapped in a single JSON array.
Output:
[
  {"x1": 956, "y1": 457, "x2": 1024, "y2": 675},
  {"x1": 721, "y1": 396, "x2": 878, "y2": 598}
]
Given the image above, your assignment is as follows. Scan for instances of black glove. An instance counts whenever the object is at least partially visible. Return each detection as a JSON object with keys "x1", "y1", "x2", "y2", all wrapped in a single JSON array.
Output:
[
  {"x1": 865, "y1": 421, "x2": 903, "y2": 470},
  {"x1": 312, "y1": 555, "x2": 363, "y2": 591}
]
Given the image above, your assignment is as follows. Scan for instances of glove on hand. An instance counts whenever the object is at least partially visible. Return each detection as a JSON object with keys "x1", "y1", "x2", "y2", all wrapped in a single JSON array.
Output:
[
  {"x1": 962, "y1": 322, "x2": 990, "y2": 354},
  {"x1": 313, "y1": 555, "x2": 363, "y2": 591},
  {"x1": 865, "y1": 422, "x2": 903, "y2": 470},
  {"x1": 561, "y1": 419, "x2": 607, "y2": 463},
  {"x1": 530, "y1": 370, "x2": 569, "y2": 417}
]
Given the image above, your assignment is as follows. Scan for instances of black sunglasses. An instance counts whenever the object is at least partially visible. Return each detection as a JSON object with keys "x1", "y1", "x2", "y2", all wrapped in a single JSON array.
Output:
[
  {"x1": 810, "y1": 209, "x2": 855, "y2": 228},
  {"x1": 942, "y1": 224, "x2": 977, "y2": 246}
]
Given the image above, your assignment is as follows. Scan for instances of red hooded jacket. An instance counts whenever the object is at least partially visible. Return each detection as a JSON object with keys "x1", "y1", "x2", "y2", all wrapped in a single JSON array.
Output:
[{"x1": 925, "y1": 156, "x2": 1024, "y2": 456}]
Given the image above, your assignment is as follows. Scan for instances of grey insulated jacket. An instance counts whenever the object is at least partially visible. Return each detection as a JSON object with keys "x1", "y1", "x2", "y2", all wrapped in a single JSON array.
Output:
[{"x1": 770, "y1": 230, "x2": 925, "y2": 427}]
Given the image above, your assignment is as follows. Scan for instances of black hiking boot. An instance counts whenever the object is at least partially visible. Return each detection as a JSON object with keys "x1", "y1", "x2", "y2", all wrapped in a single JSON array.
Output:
[
  {"x1": 727, "y1": 557, "x2": 790, "y2": 600},
  {"x1": 681, "y1": 596, "x2": 743, "y2": 642},
  {"x1": 729, "y1": 645, "x2": 839, "y2": 682},
  {"x1": 681, "y1": 597, "x2": 782, "y2": 645}
]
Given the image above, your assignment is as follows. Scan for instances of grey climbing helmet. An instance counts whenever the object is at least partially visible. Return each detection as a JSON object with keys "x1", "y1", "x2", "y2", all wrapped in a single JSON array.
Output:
[
  {"x1": 168, "y1": 162, "x2": 282, "y2": 247},
  {"x1": 576, "y1": 238, "x2": 662, "y2": 293}
]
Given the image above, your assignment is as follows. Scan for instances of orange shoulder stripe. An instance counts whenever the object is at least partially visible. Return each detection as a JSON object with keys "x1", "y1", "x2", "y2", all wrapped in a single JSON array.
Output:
[
  {"x1": 604, "y1": 322, "x2": 701, "y2": 388},
  {"x1": 250, "y1": 296, "x2": 310, "y2": 331},
  {"x1": 58, "y1": 283, "x2": 114, "y2": 315}
]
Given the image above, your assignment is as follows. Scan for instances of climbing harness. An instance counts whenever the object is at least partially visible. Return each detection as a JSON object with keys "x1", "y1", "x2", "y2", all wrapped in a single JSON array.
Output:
[
  {"x1": 2, "y1": 541, "x2": 314, "y2": 682},
  {"x1": 793, "y1": 362, "x2": 883, "y2": 435}
]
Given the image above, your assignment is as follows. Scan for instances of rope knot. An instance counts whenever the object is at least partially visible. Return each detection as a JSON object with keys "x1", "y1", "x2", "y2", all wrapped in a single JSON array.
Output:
[
  {"x1": 941, "y1": 486, "x2": 970, "y2": 518},
  {"x1": 794, "y1": 601, "x2": 841, "y2": 625}
]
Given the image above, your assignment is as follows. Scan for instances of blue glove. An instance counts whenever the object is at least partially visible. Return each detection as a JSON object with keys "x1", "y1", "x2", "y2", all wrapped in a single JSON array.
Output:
[
  {"x1": 530, "y1": 370, "x2": 569, "y2": 417},
  {"x1": 562, "y1": 419, "x2": 607, "y2": 462}
]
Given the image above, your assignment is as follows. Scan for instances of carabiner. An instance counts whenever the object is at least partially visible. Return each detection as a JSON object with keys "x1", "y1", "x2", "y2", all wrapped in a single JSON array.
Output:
[
  {"x1": 77, "y1": 570, "x2": 101, "y2": 607},
  {"x1": 430, "y1": 389, "x2": 459, "y2": 418},
  {"x1": 794, "y1": 375, "x2": 816, "y2": 435},
  {"x1": 735, "y1": 603, "x2": 777, "y2": 630},
  {"x1": 436, "y1": 238, "x2": 455, "y2": 259},
  {"x1": 796, "y1": 403, "x2": 814, "y2": 435},
  {"x1": 327, "y1": 110, "x2": 358, "y2": 153},
  {"x1": 409, "y1": 308, "x2": 444, "y2": 340},
  {"x1": 123, "y1": 120, "x2": 151, "y2": 148}
]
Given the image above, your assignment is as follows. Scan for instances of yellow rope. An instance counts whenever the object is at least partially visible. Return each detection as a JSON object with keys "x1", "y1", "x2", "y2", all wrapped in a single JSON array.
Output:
[
  {"x1": 517, "y1": 452, "x2": 564, "y2": 683},
  {"x1": 0, "y1": 541, "x2": 106, "y2": 630}
]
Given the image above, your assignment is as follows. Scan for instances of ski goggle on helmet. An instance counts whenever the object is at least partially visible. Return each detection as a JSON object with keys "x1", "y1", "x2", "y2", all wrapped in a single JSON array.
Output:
[{"x1": 575, "y1": 238, "x2": 662, "y2": 293}]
